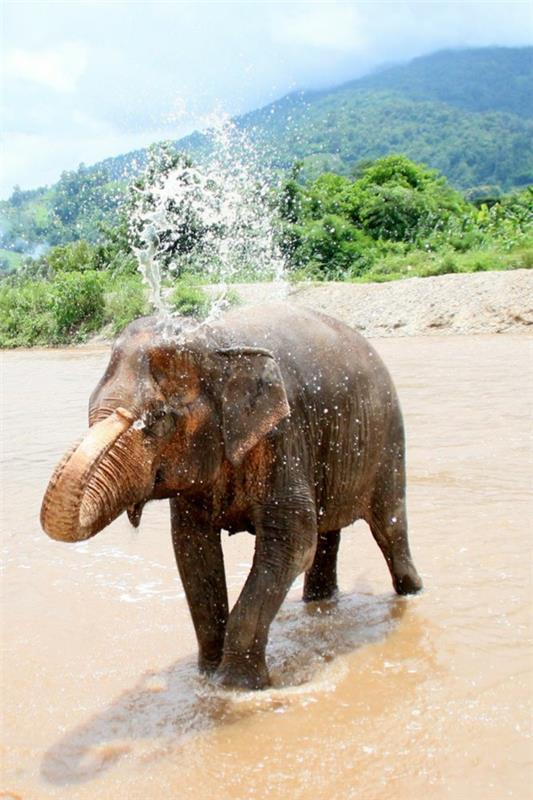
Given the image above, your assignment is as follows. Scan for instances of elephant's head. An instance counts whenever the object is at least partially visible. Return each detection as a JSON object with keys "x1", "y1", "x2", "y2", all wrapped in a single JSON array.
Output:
[{"x1": 41, "y1": 316, "x2": 290, "y2": 543}]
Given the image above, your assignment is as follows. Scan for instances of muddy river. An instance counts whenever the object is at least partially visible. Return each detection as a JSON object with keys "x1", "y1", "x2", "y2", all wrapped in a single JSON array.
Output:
[{"x1": 1, "y1": 334, "x2": 531, "y2": 799}]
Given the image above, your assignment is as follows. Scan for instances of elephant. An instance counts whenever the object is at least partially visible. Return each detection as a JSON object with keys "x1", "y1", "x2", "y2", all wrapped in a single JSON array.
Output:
[{"x1": 41, "y1": 303, "x2": 422, "y2": 689}]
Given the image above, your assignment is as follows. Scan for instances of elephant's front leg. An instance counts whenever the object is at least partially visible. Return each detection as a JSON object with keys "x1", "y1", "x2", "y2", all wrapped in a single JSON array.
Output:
[
  {"x1": 170, "y1": 499, "x2": 229, "y2": 675},
  {"x1": 217, "y1": 503, "x2": 317, "y2": 690}
]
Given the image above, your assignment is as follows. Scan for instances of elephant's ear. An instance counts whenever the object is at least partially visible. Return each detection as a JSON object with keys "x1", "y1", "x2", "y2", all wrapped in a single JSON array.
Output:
[{"x1": 217, "y1": 347, "x2": 290, "y2": 466}]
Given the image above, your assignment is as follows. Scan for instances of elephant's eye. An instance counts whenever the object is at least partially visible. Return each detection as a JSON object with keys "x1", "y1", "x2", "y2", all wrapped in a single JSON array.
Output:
[{"x1": 144, "y1": 408, "x2": 176, "y2": 438}]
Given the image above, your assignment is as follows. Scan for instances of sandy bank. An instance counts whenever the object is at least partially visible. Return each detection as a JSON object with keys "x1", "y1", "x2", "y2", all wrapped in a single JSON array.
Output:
[{"x1": 210, "y1": 269, "x2": 533, "y2": 337}]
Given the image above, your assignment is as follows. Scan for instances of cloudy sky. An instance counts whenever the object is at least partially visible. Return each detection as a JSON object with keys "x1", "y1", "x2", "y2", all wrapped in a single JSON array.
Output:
[{"x1": 2, "y1": 0, "x2": 532, "y2": 197}]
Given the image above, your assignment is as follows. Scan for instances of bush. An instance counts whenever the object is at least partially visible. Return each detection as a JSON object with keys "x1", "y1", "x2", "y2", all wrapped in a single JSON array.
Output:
[
  {"x1": 223, "y1": 288, "x2": 242, "y2": 307},
  {"x1": 103, "y1": 276, "x2": 149, "y2": 335},
  {"x1": 278, "y1": 154, "x2": 476, "y2": 276},
  {"x1": 517, "y1": 247, "x2": 533, "y2": 269},
  {"x1": 358, "y1": 184, "x2": 439, "y2": 241},
  {"x1": 49, "y1": 271, "x2": 105, "y2": 338},
  {"x1": 0, "y1": 281, "x2": 56, "y2": 347},
  {"x1": 290, "y1": 216, "x2": 377, "y2": 279},
  {"x1": 420, "y1": 255, "x2": 460, "y2": 277},
  {"x1": 168, "y1": 283, "x2": 210, "y2": 318}
]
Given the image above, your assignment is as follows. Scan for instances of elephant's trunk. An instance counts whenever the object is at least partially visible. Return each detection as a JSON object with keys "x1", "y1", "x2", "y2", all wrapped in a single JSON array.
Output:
[{"x1": 41, "y1": 407, "x2": 138, "y2": 542}]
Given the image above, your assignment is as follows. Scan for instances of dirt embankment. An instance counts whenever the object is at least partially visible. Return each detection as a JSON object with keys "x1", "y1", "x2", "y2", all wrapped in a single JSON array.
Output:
[{"x1": 213, "y1": 269, "x2": 533, "y2": 337}]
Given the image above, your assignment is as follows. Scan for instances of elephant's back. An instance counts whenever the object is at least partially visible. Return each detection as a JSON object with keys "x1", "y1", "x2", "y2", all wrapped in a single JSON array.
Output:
[{"x1": 219, "y1": 303, "x2": 395, "y2": 400}]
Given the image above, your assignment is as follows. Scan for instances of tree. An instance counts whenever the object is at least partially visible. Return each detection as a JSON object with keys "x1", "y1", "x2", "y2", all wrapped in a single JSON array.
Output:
[{"x1": 128, "y1": 144, "x2": 210, "y2": 276}]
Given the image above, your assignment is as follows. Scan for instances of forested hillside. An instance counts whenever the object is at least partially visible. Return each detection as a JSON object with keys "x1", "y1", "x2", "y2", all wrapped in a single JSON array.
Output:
[
  {"x1": 1, "y1": 148, "x2": 531, "y2": 347},
  {"x1": 1, "y1": 46, "x2": 531, "y2": 259},
  {"x1": 342, "y1": 46, "x2": 533, "y2": 117}
]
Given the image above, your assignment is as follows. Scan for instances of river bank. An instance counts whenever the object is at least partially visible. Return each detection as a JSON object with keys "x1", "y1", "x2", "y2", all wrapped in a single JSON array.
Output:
[
  {"x1": 208, "y1": 268, "x2": 533, "y2": 338},
  {"x1": 2, "y1": 269, "x2": 532, "y2": 351}
]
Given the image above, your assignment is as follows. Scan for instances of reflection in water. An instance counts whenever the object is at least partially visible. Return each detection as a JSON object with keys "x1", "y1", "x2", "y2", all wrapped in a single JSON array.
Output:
[
  {"x1": 2, "y1": 335, "x2": 532, "y2": 800},
  {"x1": 41, "y1": 594, "x2": 416, "y2": 785}
]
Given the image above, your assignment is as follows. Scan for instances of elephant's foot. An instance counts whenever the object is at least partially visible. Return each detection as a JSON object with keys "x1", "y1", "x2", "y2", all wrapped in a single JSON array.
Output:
[
  {"x1": 198, "y1": 643, "x2": 224, "y2": 675},
  {"x1": 215, "y1": 653, "x2": 270, "y2": 691},
  {"x1": 303, "y1": 529, "x2": 340, "y2": 604},
  {"x1": 198, "y1": 655, "x2": 222, "y2": 675},
  {"x1": 392, "y1": 563, "x2": 423, "y2": 595},
  {"x1": 303, "y1": 583, "x2": 338, "y2": 603}
]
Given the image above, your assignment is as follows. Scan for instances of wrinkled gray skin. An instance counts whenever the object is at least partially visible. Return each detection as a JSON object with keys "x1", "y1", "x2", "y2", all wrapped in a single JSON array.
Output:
[{"x1": 41, "y1": 304, "x2": 422, "y2": 689}]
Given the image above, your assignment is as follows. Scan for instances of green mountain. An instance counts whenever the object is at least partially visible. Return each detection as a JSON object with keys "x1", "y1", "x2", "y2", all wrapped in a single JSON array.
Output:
[
  {"x1": 340, "y1": 46, "x2": 533, "y2": 117},
  {"x1": 218, "y1": 46, "x2": 533, "y2": 188},
  {"x1": 2, "y1": 46, "x2": 532, "y2": 256}
]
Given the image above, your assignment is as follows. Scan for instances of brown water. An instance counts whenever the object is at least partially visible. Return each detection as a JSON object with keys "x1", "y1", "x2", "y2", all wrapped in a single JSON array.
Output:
[{"x1": 1, "y1": 335, "x2": 532, "y2": 800}]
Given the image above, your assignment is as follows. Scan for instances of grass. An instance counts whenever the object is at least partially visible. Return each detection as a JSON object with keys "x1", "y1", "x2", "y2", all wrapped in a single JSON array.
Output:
[
  {"x1": 168, "y1": 281, "x2": 242, "y2": 318},
  {"x1": 353, "y1": 239, "x2": 533, "y2": 283}
]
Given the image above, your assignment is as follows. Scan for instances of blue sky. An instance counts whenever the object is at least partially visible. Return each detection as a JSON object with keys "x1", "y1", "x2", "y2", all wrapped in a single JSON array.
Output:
[{"x1": 2, "y1": 1, "x2": 532, "y2": 197}]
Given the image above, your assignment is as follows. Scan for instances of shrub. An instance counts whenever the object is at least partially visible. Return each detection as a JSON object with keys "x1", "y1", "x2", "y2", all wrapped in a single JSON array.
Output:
[
  {"x1": 291, "y1": 216, "x2": 377, "y2": 279},
  {"x1": 224, "y1": 288, "x2": 242, "y2": 307},
  {"x1": 103, "y1": 276, "x2": 149, "y2": 335},
  {"x1": 518, "y1": 247, "x2": 533, "y2": 269},
  {"x1": 169, "y1": 283, "x2": 210, "y2": 318},
  {"x1": 0, "y1": 281, "x2": 55, "y2": 347},
  {"x1": 49, "y1": 271, "x2": 105, "y2": 338},
  {"x1": 364, "y1": 247, "x2": 428, "y2": 281},
  {"x1": 46, "y1": 240, "x2": 98, "y2": 273},
  {"x1": 420, "y1": 255, "x2": 460, "y2": 277}
]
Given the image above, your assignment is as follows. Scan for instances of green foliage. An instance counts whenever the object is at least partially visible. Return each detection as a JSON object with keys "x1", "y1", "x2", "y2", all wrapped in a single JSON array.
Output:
[
  {"x1": 48, "y1": 271, "x2": 105, "y2": 338},
  {"x1": 168, "y1": 282, "x2": 210, "y2": 318},
  {"x1": 127, "y1": 145, "x2": 207, "y2": 275},
  {"x1": 239, "y1": 48, "x2": 533, "y2": 193},
  {"x1": 0, "y1": 248, "x2": 23, "y2": 273},
  {"x1": 278, "y1": 155, "x2": 481, "y2": 278},
  {"x1": 0, "y1": 164, "x2": 125, "y2": 255},
  {"x1": 352, "y1": 47, "x2": 533, "y2": 118},
  {"x1": 223, "y1": 288, "x2": 242, "y2": 307},
  {"x1": 46, "y1": 240, "x2": 99, "y2": 272},
  {"x1": 168, "y1": 281, "x2": 242, "y2": 318},
  {"x1": 1, "y1": 146, "x2": 531, "y2": 346},
  {"x1": 287, "y1": 215, "x2": 376, "y2": 279},
  {"x1": 96, "y1": 215, "x2": 138, "y2": 275},
  {"x1": 360, "y1": 237, "x2": 533, "y2": 283},
  {"x1": 0, "y1": 281, "x2": 56, "y2": 347},
  {"x1": 2, "y1": 48, "x2": 532, "y2": 259},
  {"x1": 0, "y1": 270, "x2": 149, "y2": 347},
  {"x1": 19, "y1": 225, "x2": 138, "y2": 279},
  {"x1": 0, "y1": 271, "x2": 106, "y2": 347},
  {"x1": 102, "y1": 275, "x2": 149, "y2": 335}
]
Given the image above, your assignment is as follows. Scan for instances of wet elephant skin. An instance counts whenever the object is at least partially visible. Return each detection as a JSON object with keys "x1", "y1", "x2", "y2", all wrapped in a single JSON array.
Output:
[{"x1": 41, "y1": 303, "x2": 422, "y2": 689}]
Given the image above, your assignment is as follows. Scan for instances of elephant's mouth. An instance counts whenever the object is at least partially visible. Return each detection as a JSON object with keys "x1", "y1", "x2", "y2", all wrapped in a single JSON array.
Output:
[
  {"x1": 41, "y1": 408, "x2": 155, "y2": 542},
  {"x1": 127, "y1": 501, "x2": 147, "y2": 528}
]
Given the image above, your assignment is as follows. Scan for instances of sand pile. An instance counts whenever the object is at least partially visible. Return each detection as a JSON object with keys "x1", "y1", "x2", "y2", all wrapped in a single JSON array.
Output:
[{"x1": 215, "y1": 269, "x2": 533, "y2": 337}]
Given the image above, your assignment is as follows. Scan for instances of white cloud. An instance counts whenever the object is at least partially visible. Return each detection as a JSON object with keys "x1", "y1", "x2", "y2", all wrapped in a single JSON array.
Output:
[
  {"x1": 1, "y1": 1, "x2": 531, "y2": 195},
  {"x1": 273, "y1": 3, "x2": 367, "y2": 52},
  {"x1": 0, "y1": 113, "x2": 196, "y2": 197},
  {"x1": 4, "y1": 42, "x2": 89, "y2": 93}
]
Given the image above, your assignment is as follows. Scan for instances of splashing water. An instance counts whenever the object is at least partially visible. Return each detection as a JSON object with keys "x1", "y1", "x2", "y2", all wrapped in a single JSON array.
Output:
[{"x1": 129, "y1": 115, "x2": 288, "y2": 319}]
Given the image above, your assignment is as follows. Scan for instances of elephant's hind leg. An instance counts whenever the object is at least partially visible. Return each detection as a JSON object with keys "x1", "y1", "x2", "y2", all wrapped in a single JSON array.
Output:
[
  {"x1": 369, "y1": 450, "x2": 422, "y2": 596},
  {"x1": 303, "y1": 529, "x2": 340, "y2": 602}
]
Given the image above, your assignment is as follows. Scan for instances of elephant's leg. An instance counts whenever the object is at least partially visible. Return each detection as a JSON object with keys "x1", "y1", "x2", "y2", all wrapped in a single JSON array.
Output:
[
  {"x1": 303, "y1": 529, "x2": 340, "y2": 602},
  {"x1": 170, "y1": 499, "x2": 229, "y2": 674},
  {"x1": 217, "y1": 505, "x2": 317, "y2": 690},
  {"x1": 369, "y1": 451, "x2": 422, "y2": 596}
]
